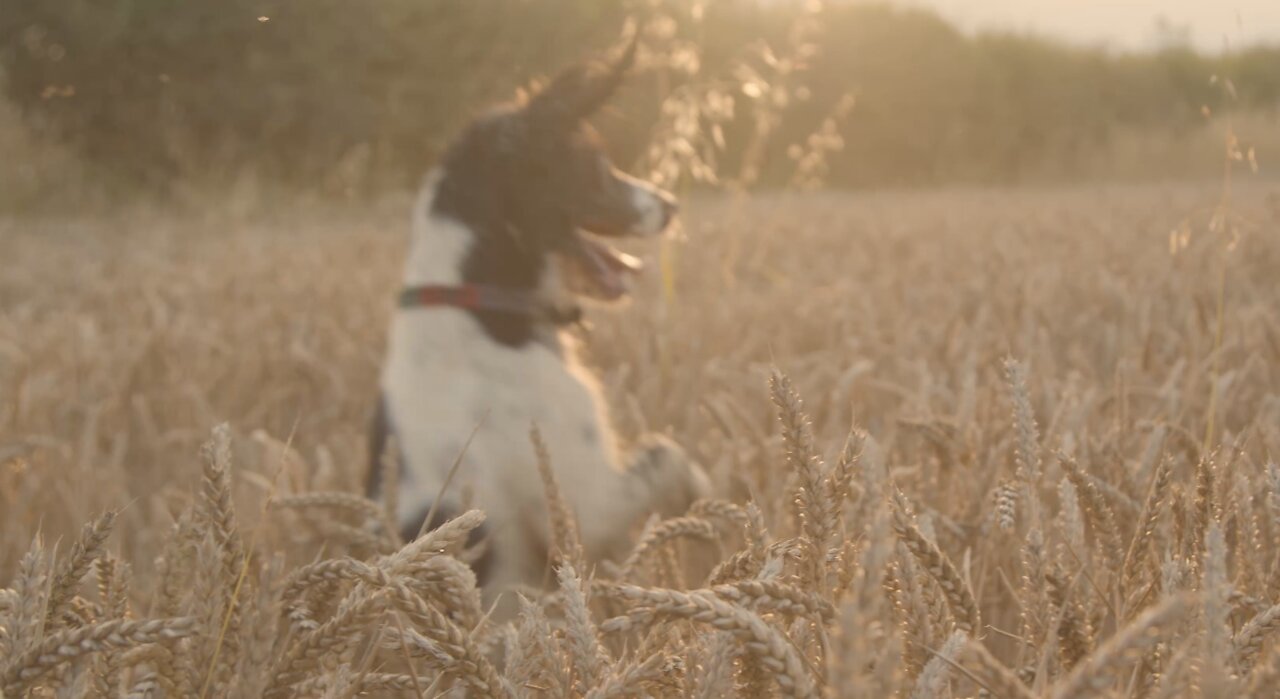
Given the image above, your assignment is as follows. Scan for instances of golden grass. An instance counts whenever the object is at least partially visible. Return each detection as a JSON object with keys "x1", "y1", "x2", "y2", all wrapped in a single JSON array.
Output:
[{"x1": 2, "y1": 180, "x2": 1280, "y2": 696}]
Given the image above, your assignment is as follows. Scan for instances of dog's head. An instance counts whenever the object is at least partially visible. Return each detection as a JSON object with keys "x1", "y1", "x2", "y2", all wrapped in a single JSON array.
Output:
[{"x1": 434, "y1": 35, "x2": 677, "y2": 302}]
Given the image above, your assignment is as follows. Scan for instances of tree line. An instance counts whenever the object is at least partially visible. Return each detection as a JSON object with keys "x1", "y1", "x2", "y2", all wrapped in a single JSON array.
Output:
[{"x1": 2, "y1": 0, "x2": 1276, "y2": 195}]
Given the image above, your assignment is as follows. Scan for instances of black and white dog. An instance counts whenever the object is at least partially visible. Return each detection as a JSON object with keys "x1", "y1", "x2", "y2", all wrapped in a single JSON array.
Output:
[{"x1": 368, "y1": 38, "x2": 711, "y2": 604}]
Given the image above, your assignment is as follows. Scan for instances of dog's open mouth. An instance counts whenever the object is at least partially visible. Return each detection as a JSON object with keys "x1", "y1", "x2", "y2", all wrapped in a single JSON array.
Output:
[{"x1": 568, "y1": 230, "x2": 644, "y2": 300}]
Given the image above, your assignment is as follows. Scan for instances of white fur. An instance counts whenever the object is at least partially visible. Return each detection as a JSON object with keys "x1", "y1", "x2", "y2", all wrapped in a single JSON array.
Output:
[
  {"x1": 380, "y1": 171, "x2": 708, "y2": 611},
  {"x1": 619, "y1": 172, "x2": 671, "y2": 235}
]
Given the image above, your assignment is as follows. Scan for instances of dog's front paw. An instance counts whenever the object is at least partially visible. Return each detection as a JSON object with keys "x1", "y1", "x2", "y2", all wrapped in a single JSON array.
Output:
[{"x1": 628, "y1": 434, "x2": 712, "y2": 517}]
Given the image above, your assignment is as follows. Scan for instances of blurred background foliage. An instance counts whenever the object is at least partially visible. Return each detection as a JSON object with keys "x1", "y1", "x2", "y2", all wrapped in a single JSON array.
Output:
[{"x1": 1, "y1": 0, "x2": 1278, "y2": 203}]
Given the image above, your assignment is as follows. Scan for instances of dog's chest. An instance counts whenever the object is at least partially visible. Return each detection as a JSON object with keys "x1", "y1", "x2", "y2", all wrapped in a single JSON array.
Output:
[{"x1": 381, "y1": 309, "x2": 613, "y2": 504}]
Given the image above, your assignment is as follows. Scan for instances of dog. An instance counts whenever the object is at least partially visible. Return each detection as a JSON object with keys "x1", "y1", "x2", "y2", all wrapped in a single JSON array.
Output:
[{"x1": 367, "y1": 37, "x2": 712, "y2": 607}]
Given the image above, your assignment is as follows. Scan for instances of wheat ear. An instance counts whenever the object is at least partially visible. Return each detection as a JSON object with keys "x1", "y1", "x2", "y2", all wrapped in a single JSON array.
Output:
[
  {"x1": 1122, "y1": 456, "x2": 1173, "y2": 595},
  {"x1": 770, "y1": 370, "x2": 834, "y2": 554},
  {"x1": 1049, "y1": 594, "x2": 1189, "y2": 699},
  {"x1": 1, "y1": 617, "x2": 196, "y2": 696},
  {"x1": 892, "y1": 502, "x2": 980, "y2": 635},
  {"x1": 46, "y1": 510, "x2": 116, "y2": 628},
  {"x1": 557, "y1": 564, "x2": 609, "y2": 692},
  {"x1": 910, "y1": 631, "x2": 967, "y2": 699},
  {"x1": 531, "y1": 425, "x2": 586, "y2": 572},
  {"x1": 1235, "y1": 603, "x2": 1280, "y2": 673},
  {"x1": 584, "y1": 651, "x2": 673, "y2": 699},
  {"x1": 959, "y1": 640, "x2": 1036, "y2": 699},
  {"x1": 1058, "y1": 453, "x2": 1124, "y2": 572},
  {"x1": 621, "y1": 515, "x2": 718, "y2": 578},
  {"x1": 602, "y1": 585, "x2": 814, "y2": 698}
]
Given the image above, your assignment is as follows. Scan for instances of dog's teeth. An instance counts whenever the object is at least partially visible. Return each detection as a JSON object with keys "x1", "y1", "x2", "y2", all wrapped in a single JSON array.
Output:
[{"x1": 613, "y1": 250, "x2": 643, "y2": 272}]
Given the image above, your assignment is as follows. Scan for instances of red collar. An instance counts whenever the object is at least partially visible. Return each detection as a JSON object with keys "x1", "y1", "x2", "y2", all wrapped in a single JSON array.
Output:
[{"x1": 397, "y1": 284, "x2": 581, "y2": 325}]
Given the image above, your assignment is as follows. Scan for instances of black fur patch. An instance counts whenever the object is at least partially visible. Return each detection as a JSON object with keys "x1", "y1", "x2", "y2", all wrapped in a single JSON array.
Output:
[
  {"x1": 426, "y1": 48, "x2": 650, "y2": 348},
  {"x1": 365, "y1": 393, "x2": 395, "y2": 499}
]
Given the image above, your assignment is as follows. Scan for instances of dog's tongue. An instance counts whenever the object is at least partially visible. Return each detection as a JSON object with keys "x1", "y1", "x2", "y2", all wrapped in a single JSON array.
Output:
[{"x1": 575, "y1": 233, "x2": 643, "y2": 300}]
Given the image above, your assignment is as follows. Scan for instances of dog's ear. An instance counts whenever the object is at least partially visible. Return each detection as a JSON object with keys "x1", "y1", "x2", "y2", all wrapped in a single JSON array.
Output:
[{"x1": 526, "y1": 29, "x2": 639, "y2": 127}]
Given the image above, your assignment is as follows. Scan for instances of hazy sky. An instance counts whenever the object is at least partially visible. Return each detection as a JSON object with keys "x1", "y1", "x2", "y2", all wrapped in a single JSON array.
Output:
[{"x1": 896, "y1": 0, "x2": 1280, "y2": 52}]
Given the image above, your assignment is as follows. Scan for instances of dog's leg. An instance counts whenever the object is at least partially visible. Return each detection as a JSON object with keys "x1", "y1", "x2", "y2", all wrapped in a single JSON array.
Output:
[
  {"x1": 579, "y1": 434, "x2": 712, "y2": 560},
  {"x1": 623, "y1": 434, "x2": 712, "y2": 518}
]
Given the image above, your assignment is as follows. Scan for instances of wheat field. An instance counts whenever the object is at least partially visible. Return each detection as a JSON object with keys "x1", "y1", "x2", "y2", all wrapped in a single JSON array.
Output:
[{"x1": 2, "y1": 180, "x2": 1280, "y2": 697}]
